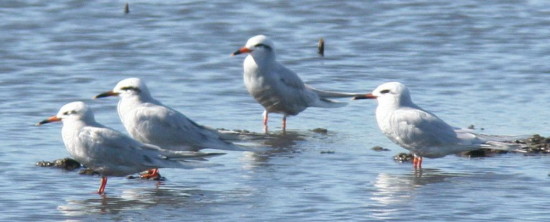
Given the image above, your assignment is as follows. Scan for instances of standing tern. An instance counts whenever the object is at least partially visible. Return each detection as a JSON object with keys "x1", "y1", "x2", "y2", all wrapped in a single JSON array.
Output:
[
  {"x1": 232, "y1": 35, "x2": 362, "y2": 132},
  {"x1": 36, "y1": 101, "x2": 222, "y2": 194},
  {"x1": 354, "y1": 82, "x2": 520, "y2": 168}
]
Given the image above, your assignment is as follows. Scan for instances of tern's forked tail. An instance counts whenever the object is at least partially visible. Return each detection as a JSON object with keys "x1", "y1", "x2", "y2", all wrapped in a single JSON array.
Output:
[
  {"x1": 153, "y1": 151, "x2": 225, "y2": 169},
  {"x1": 162, "y1": 151, "x2": 225, "y2": 160},
  {"x1": 311, "y1": 98, "x2": 348, "y2": 108},
  {"x1": 477, "y1": 134, "x2": 527, "y2": 151},
  {"x1": 306, "y1": 85, "x2": 364, "y2": 98}
]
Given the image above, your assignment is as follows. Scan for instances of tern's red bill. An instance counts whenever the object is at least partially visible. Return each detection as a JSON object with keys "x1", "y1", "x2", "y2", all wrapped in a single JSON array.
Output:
[
  {"x1": 36, "y1": 116, "x2": 61, "y2": 126},
  {"x1": 231, "y1": 47, "x2": 252, "y2": 56},
  {"x1": 353, "y1": 93, "x2": 377, "y2": 100}
]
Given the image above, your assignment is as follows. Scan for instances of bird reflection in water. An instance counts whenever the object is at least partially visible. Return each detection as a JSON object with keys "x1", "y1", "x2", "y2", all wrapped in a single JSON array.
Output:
[
  {"x1": 57, "y1": 187, "x2": 203, "y2": 216},
  {"x1": 370, "y1": 169, "x2": 466, "y2": 205}
]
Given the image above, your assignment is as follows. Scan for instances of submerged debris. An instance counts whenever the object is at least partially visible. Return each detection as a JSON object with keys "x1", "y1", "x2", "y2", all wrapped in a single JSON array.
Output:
[
  {"x1": 371, "y1": 146, "x2": 390, "y2": 152},
  {"x1": 36, "y1": 158, "x2": 82, "y2": 170},
  {"x1": 458, "y1": 149, "x2": 509, "y2": 158},
  {"x1": 466, "y1": 125, "x2": 484, "y2": 130},
  {"x1": 227, "y1": 128, "x2": 251, "y2": 134},
  {"x1": 217, "y1": 128, "x2": 256, "y2": 137},
  {"x1": 320, "y1": 150, "x2": 335, "y2": 154},
  {"x1": 79, "y1": 168, "x2": 100, "y2": 176},
  {"x1": 393, "y1": 153, "x2": 413, "y2": 163},
  {"x1": 311, "y1": 128, "x2": 328, "y2": 134}
]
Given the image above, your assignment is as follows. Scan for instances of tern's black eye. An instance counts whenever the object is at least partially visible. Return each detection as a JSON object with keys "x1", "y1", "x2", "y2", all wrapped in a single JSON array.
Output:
[
  {"x1": 63, "y1": 110, "x2": 77, "y2": 115},
  {"x1": 120, "y1": 86, "x2": 141, "y2": 93},
  {"x1": 254, "y1": 43, "x2": 272, "y2": 50},
  {"x1": 380, "y1": 89, "x2": 390, "y2": 94}
]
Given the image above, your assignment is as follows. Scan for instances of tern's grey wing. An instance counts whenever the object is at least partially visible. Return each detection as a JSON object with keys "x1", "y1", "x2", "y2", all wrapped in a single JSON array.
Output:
[
  {"x1": 270, "y1": 63, "x2": 325, "y2": 111},
  {"x1": 75, "y1": 126, "x2": 166, "y2": 175},
  {"x1": 130, "y1": 105, "x2": 242, "y2": 151},
  {"x1": 389, "y1": 107, "x2": 459, "y2": 149},
  {"x1": 274, "y1": 63, "x2": 351, "y2": 109},
  {"x1": 273, "y1": 62, "x2": 306, "y2": 90}
]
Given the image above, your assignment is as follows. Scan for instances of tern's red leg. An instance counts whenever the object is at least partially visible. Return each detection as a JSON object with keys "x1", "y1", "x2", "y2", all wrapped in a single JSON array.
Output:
[
  {"x1": 263, "y1": 111, "x2": 269, "y2": 133},
  {"x1": 413, "y1": 156, "x2": 423, "y2": 168},
  {"x1": 263, "y1": 111, "x2": 269, "y2": 126},
  {"x1": 282, "y1": 116, "x2": 287, "y2": 132},
  {"x1": 140, "y1": 168, "x2": 160, "y2": 179},
  {"x1": 97, "y1": 176, "x2": 107, "y2": 195}
]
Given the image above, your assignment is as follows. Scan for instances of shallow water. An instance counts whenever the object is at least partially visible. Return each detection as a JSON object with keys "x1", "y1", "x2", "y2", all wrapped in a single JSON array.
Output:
[{"x1": 1, "y1": 0, "x2": 549, "y2": 221}]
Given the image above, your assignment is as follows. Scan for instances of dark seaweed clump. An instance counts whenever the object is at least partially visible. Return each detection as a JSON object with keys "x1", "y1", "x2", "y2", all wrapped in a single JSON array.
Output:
[
  {"x1": 393, "y1": 153, "x2": 414, "y2": 163},
  {"x1": 457, "y1": 134, "x2": 549, "y2": 158},
  {"x1": 36, "y1": 158, "x2": 81, "y2": 170},
  {"x1": 516, "y1": 134, "x2": 550, "y2": 154},
  {"x1": 36, "y1": 157, "x2": 101, "y2": 175}
]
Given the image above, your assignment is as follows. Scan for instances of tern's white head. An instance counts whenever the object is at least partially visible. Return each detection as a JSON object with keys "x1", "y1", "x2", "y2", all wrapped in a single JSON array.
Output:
[
  {"x1": 113, "y1": 78, "x2": 151, "y2": 98},
  {"x1": 354, "y1": 82, "x2": 415, "y2": 108},
  {"x1": 232, "y1": 35, "x2": 275, "y2": 57},
  {"x1": 94, "y1": 77, "x2": 152, "y2": 100},
  {"x1": 37, "y1": 101, "x2": 95, "y2": 125}
]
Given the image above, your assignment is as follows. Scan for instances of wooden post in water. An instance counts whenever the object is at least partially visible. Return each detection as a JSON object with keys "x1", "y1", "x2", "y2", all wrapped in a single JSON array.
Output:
[
  {"x1": 124, "y1": 3, "x2": 130, "y2": 14},
  {"x1": 318, "y1": 38, "x2": 325, "y2": 57}
]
